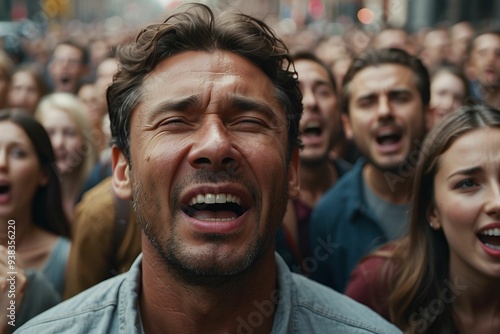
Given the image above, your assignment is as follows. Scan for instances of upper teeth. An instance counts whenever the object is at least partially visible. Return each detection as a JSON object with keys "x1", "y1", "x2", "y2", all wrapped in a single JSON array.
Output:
[
  {"x1": 304, "y1": 121, "x2": 320, "y2": 129},
  {"x1": 189, "y1": 193, "x2": 241, "y2": 206},
  {"x1": 480, "y1": 228, "x2": 500, "y2": 236}
]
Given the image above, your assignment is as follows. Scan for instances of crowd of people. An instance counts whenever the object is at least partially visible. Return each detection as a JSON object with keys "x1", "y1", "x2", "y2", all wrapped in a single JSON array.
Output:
[{"x1": 1, "y1": 2, "x2": 500, "y2": 333}]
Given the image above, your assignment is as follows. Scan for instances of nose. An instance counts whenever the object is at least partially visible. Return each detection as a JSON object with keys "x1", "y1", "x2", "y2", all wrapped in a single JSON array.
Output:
[
  {"x1": 485, "y1": 182, "x2": 500, "y2": 217},
  {"x1": 0, "y1": 150, "x2": 7, "y2": 170},
  {"x1": 376, "y1": 95, "x2": 392, "y2": 119},
  {"x1": 442, "y1": 94, "x2": 455, "y2": 111},
  {"x1": 50, "y1": 131, "x2": 65, "y2": 150},
  {"x1": 187, "y1": 118, "x2": 241, "y2": 173},
  {"x1": 301, "y1": 88, "x2": 317, "y2": 113}
]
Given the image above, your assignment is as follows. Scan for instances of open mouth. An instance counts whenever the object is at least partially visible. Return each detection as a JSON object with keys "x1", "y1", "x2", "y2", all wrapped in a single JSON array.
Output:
[
  {"x1": 0, "y1": 184, "x2": 10, "y2": 194},
  {"x1": 302, "y1": 121, "x2": 323, "y2": 138},
  {"x1": 478, "y1": 228, "x2": 500, "y2": 250},
  {"x1": 59, "y1": 75, "x2": 72, "y2": 87},
  {"x1": 375, "y1": 129, "x2": 402, "y2": 146},
  {"x1": 182, "y1": 193, "x2": 246, "y2": 222}
]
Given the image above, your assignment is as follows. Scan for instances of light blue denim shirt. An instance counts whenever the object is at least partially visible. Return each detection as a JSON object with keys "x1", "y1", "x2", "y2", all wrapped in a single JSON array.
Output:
[{"x1": 16, "y1": 254, "x2": 401, "y2": 334}]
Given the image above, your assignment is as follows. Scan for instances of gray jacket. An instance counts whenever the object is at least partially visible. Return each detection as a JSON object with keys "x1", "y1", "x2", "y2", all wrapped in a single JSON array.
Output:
[{"x1": 16, "y1": 254, "x2": 402, "y2": 334}]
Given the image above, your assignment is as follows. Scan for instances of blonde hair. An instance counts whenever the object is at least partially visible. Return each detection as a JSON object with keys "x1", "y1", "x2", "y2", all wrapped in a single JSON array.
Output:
[{"x1": 35, "y1": 92, "x2": 99, "y2": 188}]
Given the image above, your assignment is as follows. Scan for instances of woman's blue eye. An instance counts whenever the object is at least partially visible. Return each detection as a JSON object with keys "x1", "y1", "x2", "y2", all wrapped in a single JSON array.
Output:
[{"x1": 457, "y1": 178, "x2": 475, "y2": 188}]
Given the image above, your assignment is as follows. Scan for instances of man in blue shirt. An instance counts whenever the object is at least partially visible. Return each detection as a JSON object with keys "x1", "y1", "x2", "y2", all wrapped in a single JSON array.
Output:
[
  {"x1": 18, "y1": 5, "x2": 401, "y2": 334},
  {"x1": 309, "y1": 48, "x2": 430, "y2": 292}
]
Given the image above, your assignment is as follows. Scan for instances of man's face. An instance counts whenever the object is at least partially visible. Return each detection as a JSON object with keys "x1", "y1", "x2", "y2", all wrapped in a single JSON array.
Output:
[
  {"x1": 49, "y1": 44, "x2": 86, "y2": 93},
  {"x1": 295, "y1": 59, "x2": 339, "y2": 165},
  {"x1": 469, "y1": 33, "x2": 500, "y2": 89},
  {"x1": 343, "y1": 64, "x2": 427, "y2": 172},
  {"x1": 114, "y1": 51, "x2": 298, "y2": 283}
]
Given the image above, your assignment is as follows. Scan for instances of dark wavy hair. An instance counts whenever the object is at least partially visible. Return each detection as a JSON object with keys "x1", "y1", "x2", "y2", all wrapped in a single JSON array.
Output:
[
  {"x1": 0, "y1": 109, "x2": 70, "y2": 238},
  {"x1": 107, "y1": 3, "x2": 302, "y2": 163}
]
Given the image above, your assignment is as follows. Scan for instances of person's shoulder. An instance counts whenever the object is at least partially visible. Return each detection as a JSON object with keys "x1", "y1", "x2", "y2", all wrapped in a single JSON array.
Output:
[
  {"x1": 291, "y1": 274, "x2": 402, "y2": 333},
  {"x1": 78, "y1": 176, "x2": 114, "y2": 206},
  {"x1": 15, "y1": 273, "x2": 128, "y2": 333},
  {"x1": 318, "y1": 158, "x2": 365, "y2": 204}
]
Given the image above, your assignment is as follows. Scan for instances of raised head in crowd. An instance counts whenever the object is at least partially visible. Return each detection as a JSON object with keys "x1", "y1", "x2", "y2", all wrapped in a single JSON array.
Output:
[
  {"x1": 7, "y1": 64, "x2": 49, "y2": 115},
  {"x1": 48, "y1": 40, "x2": 89, "y2": 94},
  {"x1": 448, "y1": 21, "x2": 475, "y2": 68},
  {"x1": 345, "y1": 104, "x2": 500, "y2": 333},
  {"x1": 309, "y1": 47, "x2": 430, "y2": 292},
  {"x1": 17, "y1": 4, "x2": 401, "y2": 334},
  {"x1": 466, "y1": 29, "x2": 500, "y2": 109},
  {"x1": 276, "y1": 51, "x2": 351, "y2": 274},
  {"x1": 427, "y1": 63, "x2": 469, "y2": 129}
]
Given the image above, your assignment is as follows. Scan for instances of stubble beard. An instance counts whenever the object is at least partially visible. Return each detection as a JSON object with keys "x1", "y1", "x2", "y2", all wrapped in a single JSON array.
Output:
[{"x1": 131, "y1": 168, "x2": 289, "y2": 287}]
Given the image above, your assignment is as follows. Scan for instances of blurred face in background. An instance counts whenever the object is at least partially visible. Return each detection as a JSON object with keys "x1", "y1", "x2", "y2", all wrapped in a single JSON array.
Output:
[
  {"x1": 295, "y1": 59, "x2": 339, "y2": 166},
  {"x1": 8, "y1": 70, "x2": 42, "y2": 114},
  {"x1": 39, "y1": 108, "x2": 84, "y2": 176},
  {"x1": 49, "y1": 44, "x2": 87, "y2": 93},
  {"x1": 429, "y1": 70, "x2": 467, "y2": 128},
  {"x1": 77, "y1": 83, "x2": 106, "y2": 127},
  {"x1": 468, "y1": 33, "x2": 500, "y2": 89},
  {"x1": 0, "y1": 121, "x2": 47, "y2": 219}
]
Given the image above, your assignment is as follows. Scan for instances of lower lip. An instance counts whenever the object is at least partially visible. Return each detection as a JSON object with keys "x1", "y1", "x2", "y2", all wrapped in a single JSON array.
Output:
[
  {"x1": 0, "y1": 194, "x2": 11, "y2": 204},
  {"x1": 376, "y1": 139, "x2": 403, "y2": 154},
  {"x1": 302, "y1": 136, "x2": 324, "y2": 146},
  {"x1": 479, "y1": 240, "x2": 500, "y2": 258},
  {"x1": 183, "y1": 211, "x2": 248, "y2": 234}
]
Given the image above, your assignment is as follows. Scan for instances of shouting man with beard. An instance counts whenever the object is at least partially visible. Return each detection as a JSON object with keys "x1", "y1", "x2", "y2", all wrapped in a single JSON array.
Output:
[
  {"x1": 276, "y1": 52, "x2": 351, "y2": 274},
  {"x1": 309, "y1": 48, "x2": 430, "y2": 293},
  {"x1": 17, "y1": 4, "x2": 401, "y2": 334}
]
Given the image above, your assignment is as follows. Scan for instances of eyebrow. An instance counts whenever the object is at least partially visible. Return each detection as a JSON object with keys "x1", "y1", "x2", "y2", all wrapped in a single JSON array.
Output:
[
  {"x1": 447, "y1": 166, "x2": 482, "y2": 180},
  {"x1": 356, "y1": 88, "x2": 411, "y2": 100},
  {"x1": 147, "y1": 95, "x2": 201, "y2": 119},
  {"x1": 227, "y1": 95, "x2": 278, "y2": 119},
  {"x1": 146, "y1": 94, "x2": 279, "y2": 122}
]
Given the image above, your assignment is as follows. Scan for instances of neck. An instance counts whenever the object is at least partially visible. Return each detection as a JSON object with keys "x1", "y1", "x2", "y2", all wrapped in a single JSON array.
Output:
[
  {"x1": 450, "y1": 270, "x2": 500, "y2": 331},
  {"x1": 0, "y1": 211, "x2": 34, "y2": 248},
  {"x1": 363, "y1": 164, "x2": 413, "y2": 203},
  {"x1": 140, "y1": 237, "x2": 278, "y2": 334},
  {"x1": 450, "y1": 266, "x2": 500, "y2": 315},
  {"x1": 299, "y1": 161, "x2": 337, "y2": 207}
]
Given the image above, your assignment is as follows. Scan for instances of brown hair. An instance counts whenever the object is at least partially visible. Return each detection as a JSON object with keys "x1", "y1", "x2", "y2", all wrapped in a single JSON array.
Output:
[{"x1": 386, "y1": 104, "x2": 500, "y2": 332}]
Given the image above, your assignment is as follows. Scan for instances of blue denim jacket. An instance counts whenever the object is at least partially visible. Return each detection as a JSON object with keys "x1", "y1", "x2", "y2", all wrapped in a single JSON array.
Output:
[
  {"x1": 309, "y1": 158, "x2": 389, "y2": 293},
  {"x1": 16, "y1": 253, "x2": 401, "y2": 334}
]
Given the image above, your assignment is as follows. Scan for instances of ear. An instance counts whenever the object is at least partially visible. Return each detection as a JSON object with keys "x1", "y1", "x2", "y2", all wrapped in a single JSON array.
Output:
[
  {"x1": 288, "y1": 148, "x2": 300, "y2": 200},
  {"x1": 427, "y1": 203, "x2": 441, "y2": 230},
  {"x1": 341, "y1": 113, "x2": 353, "y2": 140},
  {"x1": 112, "y1": 145, "x2": 132, "y2": 200}
]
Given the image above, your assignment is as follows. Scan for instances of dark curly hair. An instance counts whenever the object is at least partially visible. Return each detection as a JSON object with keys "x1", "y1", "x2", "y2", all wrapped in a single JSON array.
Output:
[{"x1": 107, "y1": 3, "x2": 302, "y2": 162}]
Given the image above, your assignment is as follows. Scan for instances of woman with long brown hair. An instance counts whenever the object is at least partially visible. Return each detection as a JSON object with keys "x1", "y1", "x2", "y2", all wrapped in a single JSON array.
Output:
[{"x1": 345, "y1": 104, "x2": 500, "y2": 333}]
